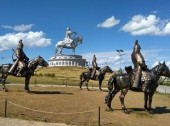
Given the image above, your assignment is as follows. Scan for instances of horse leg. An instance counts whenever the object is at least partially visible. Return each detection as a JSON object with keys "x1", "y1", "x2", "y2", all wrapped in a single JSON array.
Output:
[
  {"x1": 99, "y1": 80, "x2": 103, "y2": 91},
  {"x1": 25, "y1": 76, "x2": 31, "y2": 93},
  {"x1": 86, "y1": 80, "x2": 90, "y2": 91},
  {"x1": 79, "y1": 80, "x2": 83, "y2": 89},
  {"x1": 105, "y1": 89, "x2": 119, "y2": 111},
  {"x1": 1, "y1": 74, "x2": 8, "y2": 92},
  {"x1": 119, "y1": 89, "x2": 129, "y2": 114},
  {"x1": 79, "y1": 79, "x2": 85, "y2": 90},
  {"x1": 148, "y1": 92, "x2": 154, "y2": 113},
  {"x1": 144, "y1": 92, "x2": 148, "y2": 111}
]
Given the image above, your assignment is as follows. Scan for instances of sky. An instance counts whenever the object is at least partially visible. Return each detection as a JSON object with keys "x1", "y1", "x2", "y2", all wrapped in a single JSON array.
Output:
[{"x1": 0, "y1": 0, "x2": 170, "y2": 70}]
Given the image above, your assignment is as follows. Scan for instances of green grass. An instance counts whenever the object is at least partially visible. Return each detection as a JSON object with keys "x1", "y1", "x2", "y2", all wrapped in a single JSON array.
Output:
[
  {"x1": 5, "y1": 66, "x2": 170, "y2": 88},
  {"x1": 6, "y1": 66, "x2": 112, "y2": 88}
]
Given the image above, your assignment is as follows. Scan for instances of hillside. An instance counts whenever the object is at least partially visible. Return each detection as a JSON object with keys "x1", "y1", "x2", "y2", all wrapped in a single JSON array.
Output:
[{"x1": 6, "y1": 66, "x2": 113, "y2": 88}]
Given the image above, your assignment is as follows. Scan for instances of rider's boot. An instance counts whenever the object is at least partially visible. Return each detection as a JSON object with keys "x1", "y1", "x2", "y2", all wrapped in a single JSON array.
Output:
[
  {"x1": 91, "y1": 70, "x2": 95, "y2": 79},
  {"x1": 132, "y1": 67, "x2": 142, "y2": 91},
  {"x1": 16, "y1": 67, "x2": 24, "y2": 76}
]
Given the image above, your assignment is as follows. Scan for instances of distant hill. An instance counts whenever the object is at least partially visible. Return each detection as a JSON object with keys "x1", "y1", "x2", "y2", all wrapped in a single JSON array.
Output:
[{"x1": 7, "y1": 66, "x2": 113, "y2": 88}]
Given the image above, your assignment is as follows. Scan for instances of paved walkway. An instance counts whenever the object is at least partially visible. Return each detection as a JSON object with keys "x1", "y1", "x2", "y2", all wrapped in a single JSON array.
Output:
[
  {"x1": 156, "y1": 85, "x2": 170, "y2": 94},
  {"x1": 0, "y1": 117, "x2": 75, "y2": 126}
]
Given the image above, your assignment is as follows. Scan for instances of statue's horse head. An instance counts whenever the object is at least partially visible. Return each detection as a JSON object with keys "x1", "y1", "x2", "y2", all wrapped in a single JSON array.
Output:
[
  {"x1": 152, "y1": 61, "x2": 170, "y2": 77},
  {"x1": 72, "y1": 36, "x2": 83, "y2": 47},
  {"x1": 100, "y1": 65, "x2": 113, "y2": 74},
  {"x1": 28, "y1": 56, "x2": 48, "y2": 68}
]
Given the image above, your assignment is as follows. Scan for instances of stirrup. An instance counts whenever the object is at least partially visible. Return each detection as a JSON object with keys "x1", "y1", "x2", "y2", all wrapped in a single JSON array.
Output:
[{"x1": 16, "y1": 73, "x2": 22, "y2": 76}]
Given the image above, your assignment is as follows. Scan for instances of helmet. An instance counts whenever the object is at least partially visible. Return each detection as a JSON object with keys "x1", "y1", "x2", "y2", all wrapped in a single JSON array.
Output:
[
  {"x1": 134, "y1": 40, "x2": 141, "y2": 52},
  {"x1": 93, "y1": 55, "x2": 96, "y2": 60},
  {"x1": 19, "y1": 39, "x2": 22, "y2": 43},
  {"x1": 66, "y1": 27, "x2": 70, "y2": 30}
]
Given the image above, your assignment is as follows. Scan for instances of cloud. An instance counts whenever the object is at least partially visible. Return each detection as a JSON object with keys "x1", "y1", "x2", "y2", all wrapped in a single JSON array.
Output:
[
  {"x1": 82, "y1": 51, "x2": 131, "y2": 70},
  {"x1": 1, "y1": 25, "x2": 13, "y2": 29},
  {"x1": 0, "y1": 31, "x2": 51, "y2": 52},
  {"x1": 1, "y1": 24, "x2": 34, "y2": 32},
  {"x1": 97, "y1": 16, "x2": 120, "y2": 28},
  {"x1": 151, "y1": 10, "x2": 159, "y2": 14},
  {"x1": 82, "y1": 49, "x2": 170, "y2": 70},
  {"x1": 121, "y1": 14, "x2": 170, "y2": 36}
]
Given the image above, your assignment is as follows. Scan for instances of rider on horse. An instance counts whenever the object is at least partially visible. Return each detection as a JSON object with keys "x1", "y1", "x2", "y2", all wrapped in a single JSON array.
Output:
[
  {"x1": 91, "y1": 55, "x2": 100, "y2": 79},
  {"x1": 64, "y1": 27, "x2": 77, "y2": 47},
  {"x1": 8, "y1": 39, "x2": 29, "y2": 76},
  {"x1": 131, "y1": 40, "x2": 148, "y2": 90}
]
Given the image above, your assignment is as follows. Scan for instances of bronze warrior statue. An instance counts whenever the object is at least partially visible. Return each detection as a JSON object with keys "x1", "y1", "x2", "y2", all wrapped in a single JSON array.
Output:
[
  {"x1": 91, "y1": 55, "x2": 99, "y2": 78},
  {"x1": 131, "y1": 40, "x2": 147, "y2": 90},
  {"x1": 8, "y1": 40, "x2": 29, "y2": 76}
]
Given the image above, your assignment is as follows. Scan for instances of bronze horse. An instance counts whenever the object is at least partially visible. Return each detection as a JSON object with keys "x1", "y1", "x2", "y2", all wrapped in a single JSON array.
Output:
[
  {"x1": 0, "y1": 56, "x2": 48, "y2": 92},
  {"x1": 105, "y1": 62, "x2": 170, "y2": 113},
  {"x1": 79, "y1": 65, "x2": 113, "y2": 91}
]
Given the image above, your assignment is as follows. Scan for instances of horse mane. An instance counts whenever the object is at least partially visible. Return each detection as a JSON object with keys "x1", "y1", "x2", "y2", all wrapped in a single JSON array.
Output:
[
  {"x1": 125, "y1": 66, "x2": 132, "y2": 74},
  {"x1": 151, "y1": 64, "x2": 161, "y2": 74},
  {"x1": 28, "y1": 56, "x2": 41, "y2": 68}
]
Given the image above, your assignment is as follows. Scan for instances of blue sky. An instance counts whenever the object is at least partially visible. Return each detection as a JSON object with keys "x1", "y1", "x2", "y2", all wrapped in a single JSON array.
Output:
[{"x1": 0, "y1": 0, "x2": 170, "y2": 70}]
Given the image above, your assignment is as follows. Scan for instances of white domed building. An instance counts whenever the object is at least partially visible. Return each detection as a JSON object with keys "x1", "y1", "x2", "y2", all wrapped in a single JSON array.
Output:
[{"x1": 48, "y1": 55, "x2": 87, "y2": 67}]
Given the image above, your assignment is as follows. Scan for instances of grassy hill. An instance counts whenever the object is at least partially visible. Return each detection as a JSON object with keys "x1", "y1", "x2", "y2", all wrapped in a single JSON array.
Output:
[{"x1": 6, "y1": 66, "x2": 113, "y2": 88}]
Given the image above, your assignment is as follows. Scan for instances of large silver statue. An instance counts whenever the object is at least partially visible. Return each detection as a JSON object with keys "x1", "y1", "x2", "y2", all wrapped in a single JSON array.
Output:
[
  {"x1": 131, "y1": 40, "x2": 147, "y2": 90},
  {"x1": 55, "y1": 27, "x2": 83, "y2": 55}
]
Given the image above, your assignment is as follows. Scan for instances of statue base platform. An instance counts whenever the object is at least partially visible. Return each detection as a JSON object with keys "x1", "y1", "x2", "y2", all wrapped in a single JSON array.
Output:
[{"x1": 48, "y1": 55, "x2": 86, "y2": 67}]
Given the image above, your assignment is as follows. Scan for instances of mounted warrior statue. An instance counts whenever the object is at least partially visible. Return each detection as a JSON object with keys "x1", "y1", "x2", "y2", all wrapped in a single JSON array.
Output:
[
  {"x1": 91, "y1": 55, "x2": 100, "y2": 79},
  {"x1": 131, "y1": 40, "x2": 148, "y2": 90},
  {"x1": 56, "y1": 27, "x2": 83, "y2": 55},
  {"x1": 8, "y1": 39, "x2": 29, "y2": 76},
  {"x1": 65, "y1": 27, "x2": 77, "y2": 47}
]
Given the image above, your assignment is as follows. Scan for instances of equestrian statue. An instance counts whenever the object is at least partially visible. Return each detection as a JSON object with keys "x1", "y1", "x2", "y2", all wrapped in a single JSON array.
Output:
[
  {"x1": 79, "y1": 55, "x2": 113, "y2": 91},
  {"x1": 105, "y1": 40, "x2": 170, "y2": 113},
  {"x1": 0, "y1": 40, "x2": 48, "y2": 92},
  {"x1": 55, "y1": 27, "x2": 83, "y2": 55}
]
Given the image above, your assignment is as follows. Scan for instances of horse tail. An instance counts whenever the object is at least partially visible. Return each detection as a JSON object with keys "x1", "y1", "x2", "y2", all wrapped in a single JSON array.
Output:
[
  {"x1": 79, "y1": 72, "x2": 85, "y2": 87},
  {"x1": 108, "y1": 74, "x2": 116, "y2": 91},
  {"x1": 80, "y1": 72, "x2": 84, "y2": 81}
]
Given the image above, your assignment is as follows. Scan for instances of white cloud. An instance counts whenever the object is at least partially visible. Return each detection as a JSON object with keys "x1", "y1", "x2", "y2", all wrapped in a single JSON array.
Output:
[
  {"x1": 121, "y1": 14, "x2": 170, "y2": 36},
  {"x1": 1, "y1": 25, "x2": 13, "y2": 29},
  {"x1": 1, "y1": 24, "x2": 34, "y2": 32},
  {"x1": 151, "y1": 10, "x2": 159, "y2": 14},
  {"x1": 97, "y1": 16, "x2": 120, "y2": 28},
  {"x1": 0, "y1": 31, "x2": 51, "y2": 52},
  {"x1": 82, "y1": 51, "x2": 131, "y2": 70},
  {"x1": 82, "y1": 49, "x2": 170, "y2": 70}
]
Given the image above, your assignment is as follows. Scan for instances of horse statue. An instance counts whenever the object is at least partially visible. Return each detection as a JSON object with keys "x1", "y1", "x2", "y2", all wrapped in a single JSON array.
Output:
[
  {"x1": 0, "y1": 56, "x2": 48, "y2": 93},
  {"x1": 55, "y1": 36, "x2": 83, "y2": 55},
  {"x1": 79, "y1": 65, "x2": 113, "y2": 91},
  {"x1": 105, "y1": 62, "x2": 170, "y2": 114}
]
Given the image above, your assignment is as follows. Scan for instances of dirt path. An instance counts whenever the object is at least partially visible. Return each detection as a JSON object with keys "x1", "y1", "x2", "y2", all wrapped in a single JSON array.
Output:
[
  {"x1": 0, "y1": 84, "x2": 170, "y2": 126},
  {"x1": 0, "y1": 117, "x2": 74, "y2": 126}
]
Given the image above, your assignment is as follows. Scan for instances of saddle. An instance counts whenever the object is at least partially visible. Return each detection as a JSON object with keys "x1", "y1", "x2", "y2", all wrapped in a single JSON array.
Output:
[
  {"x1": 89, "y1": 68, "x2": 100, "y2": 80},
  {"x1": 130, "y1": 69, "x2": 153, "y2": 91},
  {"x1": 12, "y1": 63, "x2": 29, "y2": 77},
  {"x1": 64, "y1": 38, "x2": 73, "y2": 47}
]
